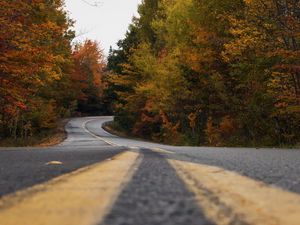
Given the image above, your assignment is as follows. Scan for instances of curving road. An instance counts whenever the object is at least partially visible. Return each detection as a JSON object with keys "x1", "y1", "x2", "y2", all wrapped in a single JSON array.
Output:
[
  {"x1": 76, "y1": 116, "x2": 300, "y2": 194},
  {"x1": 0, "y1": 116, "x2": 300, "y2": 225}
]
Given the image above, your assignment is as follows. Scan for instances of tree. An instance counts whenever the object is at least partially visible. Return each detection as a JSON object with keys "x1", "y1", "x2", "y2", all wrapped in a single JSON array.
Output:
[
  {"x1": 72, "y1": 40, "x2": 106, "y2": 115},
  {"x1": 223, "y1": 0, "x2": 300, "y2": 145},
  {"x1": 0, "y1": 0, "x2": 74, "y2": 139},
  {"x1": 107, "y1": 0, "x2": 299, "y2": 146}
]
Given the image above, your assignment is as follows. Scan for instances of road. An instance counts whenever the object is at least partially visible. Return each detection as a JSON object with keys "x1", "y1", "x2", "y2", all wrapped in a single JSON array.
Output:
[{"x1": 0, "y1": 116, "x2": 300, "y2": 225}]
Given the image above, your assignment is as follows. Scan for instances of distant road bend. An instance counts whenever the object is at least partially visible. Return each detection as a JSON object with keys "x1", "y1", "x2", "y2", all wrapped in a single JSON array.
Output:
[{"x1": 0, "y1": 116, "x2": 300, "y2": 225}]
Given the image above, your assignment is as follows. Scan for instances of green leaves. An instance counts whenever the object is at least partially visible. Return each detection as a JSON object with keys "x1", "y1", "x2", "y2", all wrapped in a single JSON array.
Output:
[{"x1": 108, "y1": 0, "x2": 300, "y2": 146}]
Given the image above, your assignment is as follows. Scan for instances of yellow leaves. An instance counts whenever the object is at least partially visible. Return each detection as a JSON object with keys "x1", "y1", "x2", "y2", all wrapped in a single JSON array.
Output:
[
  {"x1": 222, "y1": 20, "x2": 267, "y2": 62},
  {"x1": 40, "y1": 100, "x2": 57, "y2": 129},
  {"x1": 41, "y1": 66, "x2": 59, "y2": 81},
  {"x1": 244, "y1": 0, "x2": 253, "y2": 5},
  {"x1": 54, "y1": 55, "x2": 66, "y2": 64},
  {"x1": 128, "y1": 42, "x2": 187, "y2": 109},
  {"x1": 193, "y1": 29, "x2": 214, "y2": 45},
  {"x1": 221, "y1": 1, "x2": 280, "y2": 63}
]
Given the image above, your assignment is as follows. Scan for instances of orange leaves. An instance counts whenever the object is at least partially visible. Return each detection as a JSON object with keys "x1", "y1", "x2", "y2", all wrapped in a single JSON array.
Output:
[
  {"x1": 0, "y1": 0, "x2": 74, "y2": 138},
  {"x1": 108, "y1": 0, "x2": 300, "y2": 146},
  {"x1": 70, "y1": 40, "x2": 107, "y2": 114},
  {"x1": 72, "y1": 40, "x2": 105, "y2": 98},
  {"x1": 0, "y1": 0, "x2": 71, "y2": 96}
]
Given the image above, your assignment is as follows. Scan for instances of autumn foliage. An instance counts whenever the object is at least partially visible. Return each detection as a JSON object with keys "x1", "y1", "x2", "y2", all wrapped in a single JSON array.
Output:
[
  {"x1": 71, "y1": 40, "x2": 106, "y2": 115},
  {"x1": 1, "y1": 0, "x2": 299, "y2": 146},
  {"x1": 108, "y1": 0, "x2": 300, "y2": 146},
  {"x1": 0, "y1": 0, "x2": 106, "y2": 141}
]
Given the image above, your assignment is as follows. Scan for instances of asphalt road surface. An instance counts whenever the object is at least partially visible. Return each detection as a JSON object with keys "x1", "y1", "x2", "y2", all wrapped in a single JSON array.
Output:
[{"x1": 0, "y1": 116, "x2": 299, "y2": 225}]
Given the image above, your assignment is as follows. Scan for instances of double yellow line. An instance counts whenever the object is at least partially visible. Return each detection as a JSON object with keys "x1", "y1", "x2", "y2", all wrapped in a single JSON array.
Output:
[
  {"x1": 1, "y1": 150, "x2": 300, "y2": 225},
  {"x1": 0, "y1": 151, "x2": 140, "y2": 225},
  {"x1": 169, "y1": 159, "x2": 300, "y2": 225},
  {"x1": 1, "y1": 118, "x2": 300, "y2": 225}
]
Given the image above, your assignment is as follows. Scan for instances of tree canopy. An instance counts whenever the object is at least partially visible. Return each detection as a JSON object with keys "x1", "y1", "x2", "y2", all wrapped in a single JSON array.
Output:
[
  {"x1": 107, "y1": 0, "x2": 300, "y2": 146},
  {"x1": 0, "y1": 0, "x2": 106, "y2": 141}
]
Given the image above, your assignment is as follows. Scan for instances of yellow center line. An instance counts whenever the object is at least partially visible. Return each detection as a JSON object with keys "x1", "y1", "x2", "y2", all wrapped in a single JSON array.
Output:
[
  {"x1": 0, "y1": 151, "x2": 141, "y2": 225},
  {"x1": 82, "y1": 120, "x2": 119, "y2": 146},
  {"x1": 151, "y1": 148, "x2": 175, "y2": 154},
  {"x1": 169, "y1": 159, "x2": 300, "y2": 225}
]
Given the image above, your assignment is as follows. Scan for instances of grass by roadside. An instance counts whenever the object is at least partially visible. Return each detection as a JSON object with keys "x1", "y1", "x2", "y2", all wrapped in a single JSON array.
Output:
[{"x1": 0, "y1": 119, "x2": 69, "y2": 147}]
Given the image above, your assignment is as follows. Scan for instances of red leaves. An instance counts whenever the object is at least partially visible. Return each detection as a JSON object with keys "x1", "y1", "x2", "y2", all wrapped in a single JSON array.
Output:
[
  {"x1": 71, "y1": 40, "x2": 106, "y2": 106},
  {"x1": 16, "y1": 102, "x2": 27, "y2": 110},
  {"x1": 0, "y1": 0, "x2": 74, "y2": 138}
]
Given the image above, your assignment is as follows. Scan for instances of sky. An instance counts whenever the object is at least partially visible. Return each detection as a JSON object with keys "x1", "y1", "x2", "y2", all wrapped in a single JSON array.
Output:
[{"x1": 64, "y1": 0, "x2": 141, "y2": 56}]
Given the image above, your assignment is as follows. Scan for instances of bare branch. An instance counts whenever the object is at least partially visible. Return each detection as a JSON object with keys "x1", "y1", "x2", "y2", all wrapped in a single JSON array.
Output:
[{"x1": 80, "y1": 0, "x2": 103, "y2": 8}]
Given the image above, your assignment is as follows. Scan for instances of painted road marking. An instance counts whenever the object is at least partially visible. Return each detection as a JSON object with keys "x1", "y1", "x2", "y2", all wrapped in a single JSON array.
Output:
[
  {"x1": 82, "y1": 119, "x2": 119, "y2": 146},
  {"x1": 0, "y1": 151, "x2": 140, "y2": 225},
  {"x1": 152, "y1": 147, "x2": 175, "y2": 154},
  {"x1": 45, "y1": 161, "x2": 63, "y2": 165},
  {"x1": 169, "y1": 159, "x2": 300, "y2": 225}
]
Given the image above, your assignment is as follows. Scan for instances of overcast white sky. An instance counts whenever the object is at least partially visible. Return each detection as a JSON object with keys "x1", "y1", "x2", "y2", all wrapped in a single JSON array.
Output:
[{"x1": 64, "y1": 0, "x2": 141, "y2": 56}]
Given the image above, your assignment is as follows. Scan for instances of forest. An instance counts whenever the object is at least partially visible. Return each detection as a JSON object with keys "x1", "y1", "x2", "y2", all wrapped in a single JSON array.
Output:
[
  {"x1": 0, "y1": 0, "x2": 106, "y2": 144},
  {"x1": 0, "y1": 0, "x2": 299, "y2": 147},
  {"x1": 107, "y1": 0, "x2": 300, "y2": 147}
]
